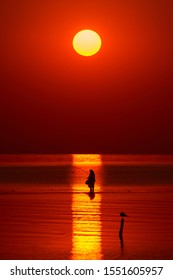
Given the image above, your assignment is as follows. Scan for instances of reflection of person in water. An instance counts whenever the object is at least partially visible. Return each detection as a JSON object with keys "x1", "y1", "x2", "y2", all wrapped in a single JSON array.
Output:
[{"x1": 87, "y1": 169, "x2": 95, "y2": 194}]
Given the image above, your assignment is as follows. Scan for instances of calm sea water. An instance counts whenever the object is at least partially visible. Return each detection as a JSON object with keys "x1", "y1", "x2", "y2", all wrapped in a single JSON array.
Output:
[{"x1": 0, "y1": 154, "x2": 173, "y2": 259}]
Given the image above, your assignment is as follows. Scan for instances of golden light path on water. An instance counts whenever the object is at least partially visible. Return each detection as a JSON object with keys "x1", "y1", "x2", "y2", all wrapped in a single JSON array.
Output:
[{"x1": 71, "y1": 155, "x2": 102, "y2": 260}]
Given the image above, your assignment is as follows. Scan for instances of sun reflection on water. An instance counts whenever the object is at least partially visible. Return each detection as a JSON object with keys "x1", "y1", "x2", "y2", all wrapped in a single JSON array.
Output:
[{"x1": 71, "y1": 154, "x2": 102, "y2": 260}]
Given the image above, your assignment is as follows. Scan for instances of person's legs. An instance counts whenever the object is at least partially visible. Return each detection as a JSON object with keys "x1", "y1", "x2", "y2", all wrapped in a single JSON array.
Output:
[
  {"x1": 91, "y1": 183, "x2": 94, "y2": 193},
  {"x1": 89, "y1": 183, "x2": 94, "y2": 193}
]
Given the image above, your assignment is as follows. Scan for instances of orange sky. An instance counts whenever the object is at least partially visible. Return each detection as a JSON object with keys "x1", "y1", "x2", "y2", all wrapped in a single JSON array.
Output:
[{"x1": 1, "y1": 0, "x2": 173, "y2": 153}]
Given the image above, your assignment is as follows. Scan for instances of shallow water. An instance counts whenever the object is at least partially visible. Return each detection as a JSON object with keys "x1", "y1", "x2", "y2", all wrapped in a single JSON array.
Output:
[{"x1": 0, "y1": 154, "x2": 173, "y2": 259}]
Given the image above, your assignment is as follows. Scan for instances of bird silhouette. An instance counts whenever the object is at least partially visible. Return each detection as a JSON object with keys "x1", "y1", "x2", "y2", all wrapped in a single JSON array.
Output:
[
  {"x1": 120, "y1": 212, "x2": 128, "y2": 217},
  {"x1": 119, "y1": 212, "x2": 128, "y2": 249}
]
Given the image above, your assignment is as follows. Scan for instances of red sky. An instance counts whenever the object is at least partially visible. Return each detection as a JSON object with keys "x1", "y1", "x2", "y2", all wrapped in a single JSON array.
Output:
[{"x1": 1, "y1": 0, "x2": 173, "y2": 153}]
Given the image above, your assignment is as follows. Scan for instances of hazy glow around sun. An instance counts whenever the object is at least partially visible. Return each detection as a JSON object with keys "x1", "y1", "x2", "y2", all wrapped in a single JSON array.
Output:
[{"x1": 73, "y1": 29, "x2": 102, "y2": 56}]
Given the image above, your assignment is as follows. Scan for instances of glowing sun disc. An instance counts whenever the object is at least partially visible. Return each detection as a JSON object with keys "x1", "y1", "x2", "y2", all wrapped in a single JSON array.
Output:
[{"x1": 73, "y1": 29, "x2": 102, "y2": 56}]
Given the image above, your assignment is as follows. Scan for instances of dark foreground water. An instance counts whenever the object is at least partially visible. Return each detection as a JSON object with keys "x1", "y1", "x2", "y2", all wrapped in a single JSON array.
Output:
[{"x1": 0, "y1": 154, "x2": 173, "y2": 259}]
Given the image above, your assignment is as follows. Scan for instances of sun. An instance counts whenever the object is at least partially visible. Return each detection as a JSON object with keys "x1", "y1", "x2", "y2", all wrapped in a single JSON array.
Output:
[{"x1": 73, "y1": 29, "x2": 102, "y2": 57}]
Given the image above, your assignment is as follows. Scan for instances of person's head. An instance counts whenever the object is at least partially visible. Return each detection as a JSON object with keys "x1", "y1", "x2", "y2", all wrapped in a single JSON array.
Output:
[{"x1": 90, "y1": 169, "x2": 94, "y2": 174}]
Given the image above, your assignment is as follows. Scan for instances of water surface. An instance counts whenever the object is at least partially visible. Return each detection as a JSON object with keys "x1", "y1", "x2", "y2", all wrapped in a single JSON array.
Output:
[{"x1": 0, "y1": 154, "x2": 173, "y2": 259}]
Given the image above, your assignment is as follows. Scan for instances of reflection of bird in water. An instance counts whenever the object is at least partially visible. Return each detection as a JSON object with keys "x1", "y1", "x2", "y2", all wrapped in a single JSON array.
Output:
[{"x1": 119, "y1": 212, "x2": 128, "y2": 249}]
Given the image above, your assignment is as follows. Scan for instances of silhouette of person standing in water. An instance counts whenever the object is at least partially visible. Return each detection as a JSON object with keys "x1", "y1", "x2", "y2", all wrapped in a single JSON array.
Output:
[{"x1": 86, "y1": 169, "x2": 95, "y2": 194}]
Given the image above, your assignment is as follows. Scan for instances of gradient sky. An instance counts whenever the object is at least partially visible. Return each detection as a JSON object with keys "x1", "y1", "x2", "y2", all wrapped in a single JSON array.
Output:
[{"x1": 1, "y1": 0, "x2": 173, "y2": 153}]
